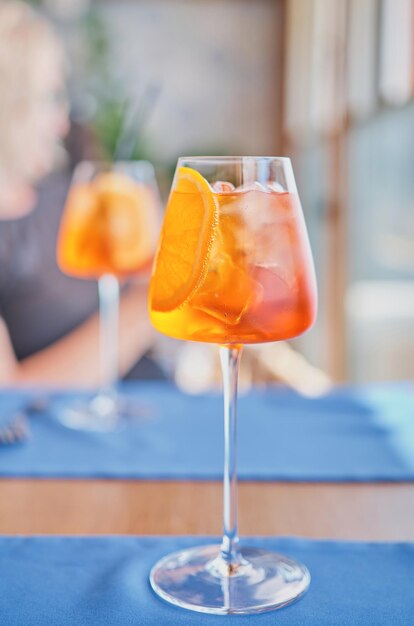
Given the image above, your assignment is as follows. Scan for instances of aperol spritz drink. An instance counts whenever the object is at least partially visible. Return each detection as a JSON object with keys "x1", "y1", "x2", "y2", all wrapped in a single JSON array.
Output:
[
  {"x1": 150, "y1": 169, "x2": 315, "y2": 343},
  {"x1": 58, "y1": 163, "x2": 159, "y2": 278},
  {"x1": 149, "y1": 157, "x2": 317, "y2": 615},
  {"x1": 57, "y1": 161, "x2": 160, "y2": 431}
]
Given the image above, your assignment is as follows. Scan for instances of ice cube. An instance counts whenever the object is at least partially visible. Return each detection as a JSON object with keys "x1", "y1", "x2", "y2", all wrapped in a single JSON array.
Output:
[
  {"x1": 234, "y1": 181, "x2": 268, "y2": 193},
  {"x1": 211, "y1": 181, "x2": 235, "y2": 193},
  {"x1": 239, "y1": 189, "x2": 283, "y2": 229},
  {"x1": 267, "y1": 182, "x2": 286, "y2": 193},
  {"x1": 253, "y1": 263, "x2": 297, "y2": 298},
  {"x1": 193, "y1": 261, "x2": 264, "y2": 325},
  {"x1": 250, "y1": 215, "x2": 298, "y2": 286},
  {"x1": 235, "y1": 181, "x2": 287, "y2": 193}
]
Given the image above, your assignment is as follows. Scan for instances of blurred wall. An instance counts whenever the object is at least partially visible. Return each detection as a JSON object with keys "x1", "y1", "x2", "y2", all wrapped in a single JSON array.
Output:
[
  {"x1": 285, "y1": 0, "x2": 414, "y2": 383},
  {"x1": 347, "y1": 103, "x2": 414, "y2": 382},
  {"x1": 66, "y1": 0, "x2": 283, "y2": 164}
]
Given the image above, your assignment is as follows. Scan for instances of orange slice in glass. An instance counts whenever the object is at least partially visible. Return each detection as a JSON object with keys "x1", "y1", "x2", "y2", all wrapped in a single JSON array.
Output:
[
  {"x1": 95, "y1": 172, "x2": 159, "y2": 272},
  {"x1": 57, "y1": 183, "x2": 105, "y2": 276},
  {"x1": 191, "y1": 212, "x2": 263, "y2": 324},
  {"x1": 151, "y1": 166, "x2": 218, "y2": 312}
]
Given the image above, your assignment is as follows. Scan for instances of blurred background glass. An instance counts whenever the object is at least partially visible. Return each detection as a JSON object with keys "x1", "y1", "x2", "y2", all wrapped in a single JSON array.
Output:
[{"x1": 16, "y1": 0, "x2": 414, "y2": 384}]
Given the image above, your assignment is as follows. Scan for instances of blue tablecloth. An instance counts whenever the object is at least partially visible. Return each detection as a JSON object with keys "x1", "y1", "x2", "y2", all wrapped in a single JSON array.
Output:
[
  {"x1": 0, "y1": 535, "x2": 413, "y2": 625},
  {"x1": 0, "y1": 382, "x2": 414, "y2": 481}
]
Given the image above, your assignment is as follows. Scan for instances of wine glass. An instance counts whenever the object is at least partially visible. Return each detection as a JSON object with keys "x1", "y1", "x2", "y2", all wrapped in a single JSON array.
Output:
[
  {"x1": 57, "y1": 160, "x2": 160, "y2": 431},
  {"x1": 148, "y1": 156, "x2": 317, "y2": 614}
]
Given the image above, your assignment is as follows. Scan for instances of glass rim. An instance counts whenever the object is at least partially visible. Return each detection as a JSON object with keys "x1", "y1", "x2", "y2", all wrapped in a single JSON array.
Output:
[
  {"x1": 178, "y1": 155, "x2": 292, "y2": 163},
  {"x1": 71, "y1": 159, "x2": 156, "y2": 178},
  {"x1": 74, "y1": 159, "x2": 155, "y2": 168}
]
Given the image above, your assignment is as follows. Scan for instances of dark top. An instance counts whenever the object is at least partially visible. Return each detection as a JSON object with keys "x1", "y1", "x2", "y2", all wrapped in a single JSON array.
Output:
[{"x1": 0, "y1": 172, "x2": 163, "y2": 380}]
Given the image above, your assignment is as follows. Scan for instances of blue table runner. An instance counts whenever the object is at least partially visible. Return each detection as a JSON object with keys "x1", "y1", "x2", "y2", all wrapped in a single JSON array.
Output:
[
  {"x1": 0, "y1": 536, "x2": 413, "y2": 625},
  {"x1": 0, "y1": 382, "x2": 414, "y2": 481}
]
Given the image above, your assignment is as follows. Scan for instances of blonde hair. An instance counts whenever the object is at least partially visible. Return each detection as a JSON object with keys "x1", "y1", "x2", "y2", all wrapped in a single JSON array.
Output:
[{"x1": 0, "y1": 1, "x2": 66, "y2": 182}]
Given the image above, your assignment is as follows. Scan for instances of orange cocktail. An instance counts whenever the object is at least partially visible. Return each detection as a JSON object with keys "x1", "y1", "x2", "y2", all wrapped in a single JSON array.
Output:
[
  {"x1": 56, "y1": 161, "x2": 160, "y2": 432},
  {"x1": 58, "y1": 169, "x2": 159, "y2": 279},
  {"x1": 149, "y1": 157, "x2": 317, "y2": 616},
  {"x1": 150, "y1": 167, "x2": 316, "y2": 344}
]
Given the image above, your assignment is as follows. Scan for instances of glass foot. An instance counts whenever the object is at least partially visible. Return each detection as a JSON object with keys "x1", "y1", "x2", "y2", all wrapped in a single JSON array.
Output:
[
  {"x1": 58, "y1": 394, "x2": 120, "y2": 432},
  {"x1": 57, "y1": 393, "x2": 154, "y2": 432},
  {"x1": 150, "y1": 544, "x2": 310, "y2": 615}
]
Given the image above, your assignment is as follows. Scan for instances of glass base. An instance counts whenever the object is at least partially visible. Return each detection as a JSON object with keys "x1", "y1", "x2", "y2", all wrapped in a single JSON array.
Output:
[
  {"x1": 58, "y1": 394, "x2": 120, "y2": 432},
  {"x1": 150, "y1": 544, "x2": 310, "y2": 615},
  {"x1": 57, "y1": 392, "x2": 154, "y2": 432}
]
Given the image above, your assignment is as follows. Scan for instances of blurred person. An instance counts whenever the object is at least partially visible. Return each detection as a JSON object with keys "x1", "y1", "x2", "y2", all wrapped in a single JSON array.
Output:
[{"x1": 0, "y1": 0, "x2": 157, "y2": 386}]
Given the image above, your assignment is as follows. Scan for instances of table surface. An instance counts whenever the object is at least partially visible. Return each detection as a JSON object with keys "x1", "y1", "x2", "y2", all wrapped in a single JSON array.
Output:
[{"x1": 1, "y1": 479, "x2": 413, "y2": 540}]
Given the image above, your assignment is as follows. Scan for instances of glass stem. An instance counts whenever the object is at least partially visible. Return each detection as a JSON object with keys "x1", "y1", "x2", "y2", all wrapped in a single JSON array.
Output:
[
  {"x1": 219, "y1": 345, "x2": 243, "y2": 573},
  {"x1": 98, "y1": 274, "x2": 120, "y2": 398}
]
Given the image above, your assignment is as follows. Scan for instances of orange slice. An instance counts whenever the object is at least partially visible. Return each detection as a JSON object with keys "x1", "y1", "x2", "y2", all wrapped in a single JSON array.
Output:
[
  {"x1": 95, "y1": 172, "x2": 159, "y2": 272},
  {"x1": 151, "y1": 166, "x2": 218, "y2": 312},
  {"x1": 57, "y1": 183, "x2": 105, "y2": 276},
  {"x1": 191, "y1": 212, "x2": 262, "y2": 324}
]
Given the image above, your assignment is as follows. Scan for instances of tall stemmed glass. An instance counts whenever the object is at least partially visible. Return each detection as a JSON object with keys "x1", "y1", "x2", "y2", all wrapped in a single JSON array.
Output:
[
  {"x1": 148, "y1": 157, "x2": 317, "y2": 614},
  {"x1": 57, "y1": 160, "x2": 160, "y2": 431}
]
